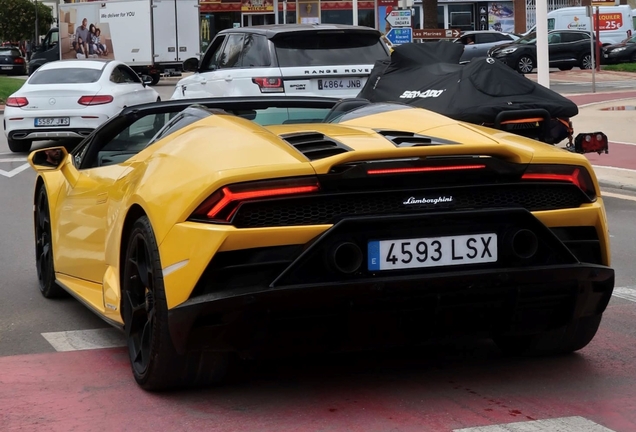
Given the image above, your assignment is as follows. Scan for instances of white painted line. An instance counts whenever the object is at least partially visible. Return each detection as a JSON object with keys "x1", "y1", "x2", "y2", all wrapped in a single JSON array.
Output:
[
  {"x1": 0, "y1": 163, "x2": 30, "y2": 178},
  {"x1": 613, "y1": 286, "x2": 636, "y2": 303},
  {"x1": 601, "y1": 191, "x2": 636, "y2": 203},
  {"x1": 609, "y1": 141, "x2": 636, "y2": 146},
  {"x1": 592, "y1": 165, "x2": 636, "y2": 173},
  {"x1": 0, "y1": 157, "x2": 27, "y2": 162},
  {"x1": 454, "y1": 416, "x2": 616, "y2": 432},
  {"x1": 41, "y1": 328, "x2": 126, "y2": 352}
]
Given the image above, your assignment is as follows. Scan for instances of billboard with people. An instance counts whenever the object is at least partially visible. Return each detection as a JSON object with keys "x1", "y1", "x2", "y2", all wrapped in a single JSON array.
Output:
[{"x1": 59, "y1": 0, "x2": 153, "y2": 65}]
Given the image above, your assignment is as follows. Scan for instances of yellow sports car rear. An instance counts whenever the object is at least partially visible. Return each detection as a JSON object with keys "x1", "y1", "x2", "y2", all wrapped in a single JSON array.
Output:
[{"x1": 28, "y1": 97, "x2": 614, "y2": 391}]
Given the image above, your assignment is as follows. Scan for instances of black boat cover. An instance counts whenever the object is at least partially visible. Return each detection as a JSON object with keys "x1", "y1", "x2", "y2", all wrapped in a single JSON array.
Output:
[{"x1": 357, "y1": 41, "x2": 579, "y2": 124}]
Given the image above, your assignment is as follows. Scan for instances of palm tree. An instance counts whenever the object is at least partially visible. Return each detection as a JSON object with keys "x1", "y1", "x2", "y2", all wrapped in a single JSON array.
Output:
[{"x1": 423, "y1": 0, "x2": 438, "y2": 29}]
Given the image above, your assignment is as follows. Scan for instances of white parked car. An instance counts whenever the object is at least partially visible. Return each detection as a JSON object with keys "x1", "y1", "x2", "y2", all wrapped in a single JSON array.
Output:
[
  {"x1": 3, "y1": 59, "x2": 160, "y2": 153},
  {"x1": 171, "y1": 24, "x2": 390, "y2": 100}
]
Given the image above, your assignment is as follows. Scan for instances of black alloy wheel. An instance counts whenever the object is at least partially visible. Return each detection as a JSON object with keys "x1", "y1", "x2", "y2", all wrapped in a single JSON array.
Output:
[
  {"x1": 580, "y1": 54, "x2": 593, "y2": 70},
  {"x1": 35, "y1": 187, "x2": 65, "y2": 298},
  {"x1": 122, "y1": 216, "x2": 230, "y2": 390}
]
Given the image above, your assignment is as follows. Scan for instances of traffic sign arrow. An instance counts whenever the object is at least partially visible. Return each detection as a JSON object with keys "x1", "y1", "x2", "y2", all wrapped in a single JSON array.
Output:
[
  {"x1": 386, "y1": 10, "x2": 412, "y2": 27},
  {"x1": 412, "y1": 28, "x2": 461, "y2": 39}
]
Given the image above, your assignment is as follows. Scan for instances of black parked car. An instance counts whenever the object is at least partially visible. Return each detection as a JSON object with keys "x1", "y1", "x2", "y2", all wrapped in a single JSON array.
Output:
[
  {"x1": 488, "y1": 30, "x2": 594, "y2": 74},
  {"x1": 0, "y1": 47, "x2": 26, "y2": 75},
  {"x1": 602, "y1": 34, "x2": 636, "y2": 64}
]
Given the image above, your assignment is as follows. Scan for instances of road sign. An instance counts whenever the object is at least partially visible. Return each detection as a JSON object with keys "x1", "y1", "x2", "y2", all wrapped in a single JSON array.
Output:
[
  {"x1": 386, "y1": 9, "x2": 412, "y2": 27},
  {"x1": 386, "y1": 27, "x2": 413, "y2": 45},
  {"x1": 412, "y1": 28, "x2": 460, "y2": 39}
]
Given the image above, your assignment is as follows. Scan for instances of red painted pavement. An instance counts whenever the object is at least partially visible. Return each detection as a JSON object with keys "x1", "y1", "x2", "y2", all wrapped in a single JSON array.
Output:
[
  {"x1": 1, "y1": 309, "x2": 636, "y2": 432},
  {"x1": 566, "y1": 91, "x2": 636, "y2": 106},
  {"x1": 587, "y1": 142, "x2": 636, "y2": 170}
]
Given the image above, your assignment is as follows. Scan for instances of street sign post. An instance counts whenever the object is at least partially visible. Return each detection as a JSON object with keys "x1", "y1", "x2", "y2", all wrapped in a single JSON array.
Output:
[
  {"x1": 386, "y1": 10, "x2": 412, "y2": 27},
  {"x1": 412, "y1": 29, "x2": 460, "y2": 39},
  {"x1": 386, "y1": 27, "x2": 413, "y2": 45}
]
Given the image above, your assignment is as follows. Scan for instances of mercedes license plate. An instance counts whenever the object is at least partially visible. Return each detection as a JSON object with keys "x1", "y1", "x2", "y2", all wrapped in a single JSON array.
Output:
[
  {"x1": 368, "y1": 233, "x2": 497, "y2": 271},
  {"x1": 35, "y1": 117, "x2": 70, "y2": 127},
  {"x1": 1, "y1": 66, "x2": 12, "y2": 70},
  {"x1": 318, "y1": 78, "x2": 364, "y2": 91}
]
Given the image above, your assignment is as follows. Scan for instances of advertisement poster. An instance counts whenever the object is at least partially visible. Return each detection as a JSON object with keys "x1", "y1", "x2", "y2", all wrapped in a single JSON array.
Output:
[
  {"x1": 297, "y1": 0, "x2": 320, "y2": 24},
  {"x1": 59, "y1": 1, "x2": 153, "y2": 65},
  {"x1": 488, "y1": 2, "x2": 514, "y2": 33},
  {"x1": 241, "y1": 0, "x2": 274, "y2": 13}
]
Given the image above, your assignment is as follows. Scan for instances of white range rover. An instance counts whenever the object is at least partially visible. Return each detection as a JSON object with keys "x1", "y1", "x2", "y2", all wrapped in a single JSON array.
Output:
[{"x1": 171, "y1": 24, "x2": 390, "y2": 100}]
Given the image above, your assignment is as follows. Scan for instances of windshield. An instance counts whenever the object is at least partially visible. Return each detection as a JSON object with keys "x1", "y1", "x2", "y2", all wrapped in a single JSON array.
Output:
[
  {"x1": 514, "y1": 32, "x2": 536, "y2": 44},
  {"x1": 274, "y1": 32, "x2": 389, "y2": 67}
]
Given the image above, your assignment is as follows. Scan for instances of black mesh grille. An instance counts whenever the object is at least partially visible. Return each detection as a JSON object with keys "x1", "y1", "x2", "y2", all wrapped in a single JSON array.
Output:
[{"x1": 231, "y1": 184, "x2": 587, "y2": 228}]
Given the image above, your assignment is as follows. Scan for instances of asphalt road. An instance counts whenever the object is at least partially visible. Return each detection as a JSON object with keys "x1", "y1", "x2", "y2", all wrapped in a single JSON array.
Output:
[{"x1": 2, "y1": 83, "x2": 636, "y2": 430}]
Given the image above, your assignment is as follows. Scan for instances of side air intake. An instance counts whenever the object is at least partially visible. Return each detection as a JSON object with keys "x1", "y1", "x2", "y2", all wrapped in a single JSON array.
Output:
[
  {"x1": 281, "y1": 132, "x2": 351, "y2": 161},
  {"x1": 377, "y1": 130, "x2": 459, "y2": 147}
]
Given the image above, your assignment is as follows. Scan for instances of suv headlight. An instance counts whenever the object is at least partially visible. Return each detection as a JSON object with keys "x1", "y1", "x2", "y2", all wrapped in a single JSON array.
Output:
[
  {"x1": 611, "y1": 47, "x2": 627, "y2": 52},
  {"x1": 500, "y1": 47, "x2": 518, "y2": 54}
]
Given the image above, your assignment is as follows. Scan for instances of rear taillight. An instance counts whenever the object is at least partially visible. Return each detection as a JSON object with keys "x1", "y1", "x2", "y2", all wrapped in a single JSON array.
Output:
[
  {"x1": 522, "y1": 164, "x2": 596, "y2": 200},
  {"x1": 13, "y1": 58, "x2": 24, "y2": 64},
  {"x1": 78, "y1": 95, "x2": 114, "y2": 106},
  {"x1": 191, "y1": 177, "x2": 320, "y2": 223},
  {"x1": 252, "y1": 77, "x2": 284, "y2": 93},
  {"x1": 6, "y1": 97, "x2": 28, "y2": 107},
  {"x1": 367, "y1": 164, "x2": 486, "y2": 175}
]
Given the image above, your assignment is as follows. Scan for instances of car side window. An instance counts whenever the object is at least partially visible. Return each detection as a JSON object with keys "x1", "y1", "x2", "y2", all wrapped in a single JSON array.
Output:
[
  {"x1": 201, "y1": 35, "x2": 227, "y2": 71},
  {"x1": 110, "y1": 66, "x2": 139, "y2": 84},
  {"x1": 240, "y1": 34, "x2": 271, "y2": 67},
  {"x1": 120, "y1": 65, "x2": 141, "y2": 83},
  {"x1": 476, "y1": 33, "x2": 498, "y2": 44},
  {"x1": 218, "y1": 34, "x2": 244, "y2": 69},
  {"x1": 548, "y1": 33, "x2": 562, "y2": 44},
  {"x1": 562, "y1": 32, "x2": 583, "y2": 43}
]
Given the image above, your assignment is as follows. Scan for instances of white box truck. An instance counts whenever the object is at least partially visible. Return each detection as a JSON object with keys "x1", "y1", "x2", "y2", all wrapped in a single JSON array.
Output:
[
  {"x1": 527, "y1": 5, "x2": 634, "y2": 46},
  {"x1": 29, "y1": 0, "x2": 200, "y2": 85}
]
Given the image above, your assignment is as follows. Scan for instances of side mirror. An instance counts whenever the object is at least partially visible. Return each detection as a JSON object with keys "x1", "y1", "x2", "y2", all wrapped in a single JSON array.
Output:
[
  {"x1": 141, "y1": 75, "x2": 153, "y2": 86},
  {"x1": 28, "y1": 146, "x2": 68, "y2": 171},
  {"x1": 182, "y1": 57, "x2": 199, "y2": 73}
]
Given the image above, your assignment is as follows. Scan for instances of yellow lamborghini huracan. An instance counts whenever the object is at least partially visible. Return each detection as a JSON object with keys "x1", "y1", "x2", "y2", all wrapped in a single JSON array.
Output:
[{"x1": 29, "y1": 97, "x2": 614, "y2": 390}]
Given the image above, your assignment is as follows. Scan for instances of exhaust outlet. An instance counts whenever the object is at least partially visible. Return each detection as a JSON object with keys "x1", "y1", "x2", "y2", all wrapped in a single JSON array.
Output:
[
  {"x1": 510, "y1": 229, "x2": 539, "y2": 259},
  {"x1": 331, "y1": 242, "x2": 363, "y2": 274}
]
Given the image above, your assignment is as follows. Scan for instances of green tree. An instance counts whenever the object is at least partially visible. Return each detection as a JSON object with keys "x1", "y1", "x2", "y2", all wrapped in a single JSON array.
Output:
[{"x1": 0, "y1": 0, "x2": 54, "y2": 42}]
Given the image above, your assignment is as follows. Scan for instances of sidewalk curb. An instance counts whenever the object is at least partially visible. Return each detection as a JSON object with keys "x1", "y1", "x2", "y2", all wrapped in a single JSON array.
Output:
[{"x1": 599, "y1": 180, "x2": 636, "y2": 193}]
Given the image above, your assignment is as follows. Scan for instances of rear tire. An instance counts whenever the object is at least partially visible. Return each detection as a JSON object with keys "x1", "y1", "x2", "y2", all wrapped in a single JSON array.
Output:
[
  {"x1": 150, "y1": 73, "x2": 160, "y2": 86},
  {"x1": 494, "y1": 314, "x2": 603, "y2": 356},
  {"x1": 8, "y1": 138, "x2": 32, "y2": 153},
  {"x1": 35, "y1": 186, "x2": 66, "y2": 298},
  {"x1": 122, "y1": 216, "x2": 230, "y2": 391}
]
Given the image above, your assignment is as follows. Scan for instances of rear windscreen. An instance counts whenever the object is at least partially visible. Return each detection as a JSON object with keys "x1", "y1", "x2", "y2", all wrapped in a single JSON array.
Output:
[
  {"x1": 0, "y1": 49, "x2": 21, "y2": 56},
  {"x1": 29, "y1": 68, "x2": 102, "y2": 84},
  {"x1": 274, "y1": 32, "x2": 388, "y2": 67}
]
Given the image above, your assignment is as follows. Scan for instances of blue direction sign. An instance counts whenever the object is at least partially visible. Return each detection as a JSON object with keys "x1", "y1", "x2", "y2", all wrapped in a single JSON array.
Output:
[{"x1": 386, "y1": 27, "x2": 413, "y2": 46}]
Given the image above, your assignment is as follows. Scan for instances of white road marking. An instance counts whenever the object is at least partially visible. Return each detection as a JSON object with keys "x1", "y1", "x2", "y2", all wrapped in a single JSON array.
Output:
[
  {"x1": 0, "y1": 163, "x2": 30, "y2": 178},
  {"x1": 454, "y1": 416, "x2": 616, "y2": 432},
  {"x1": 41, "y1": 328, "x2": 125, "y2": 352},
  {"x1": 613, "y1": 286, "x2": 636, "y2": 303},
  {"x1": 601, "y1": 191, "x2": 636, "y2": 202},
  {"x1": 609, "y1": 141, "x2": 636, "y2": 146},
  {"x1": 0, "y1": 157, "x2": 27, "y2": 162},
  {"x1": 593, "y1": 165, "x2": 636, "y2": 173}
]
